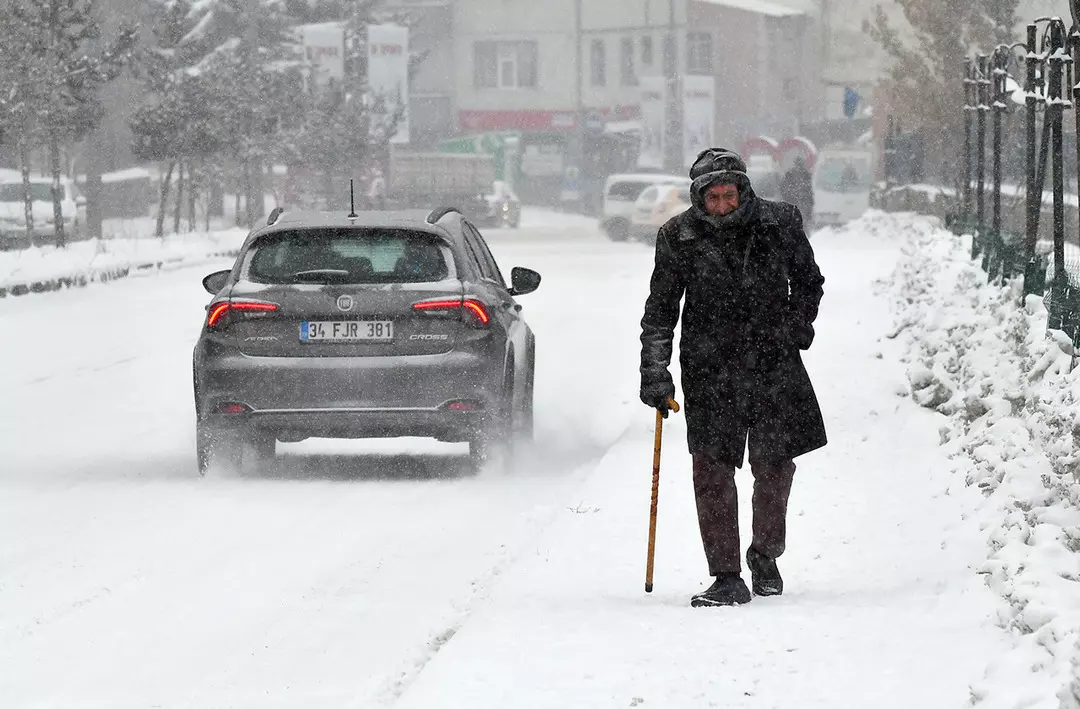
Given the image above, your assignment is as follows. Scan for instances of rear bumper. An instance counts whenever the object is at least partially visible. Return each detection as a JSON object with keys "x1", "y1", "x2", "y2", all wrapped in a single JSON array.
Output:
[
  {"x1": 204, "y1": 407, "x2": 486, "y2": 442},
  {"x1": 194, "y1": 346, "x2": 501, "y2": 440}
]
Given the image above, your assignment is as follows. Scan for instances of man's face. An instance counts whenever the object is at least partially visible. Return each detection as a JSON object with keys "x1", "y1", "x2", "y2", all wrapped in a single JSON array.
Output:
[{"x1": 704, "y1": 183, "x2": 740, "y2": 217}]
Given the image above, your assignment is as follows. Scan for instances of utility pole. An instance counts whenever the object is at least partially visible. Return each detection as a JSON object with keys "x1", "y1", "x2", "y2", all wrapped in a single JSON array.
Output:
[
  {"x1": 663, "y1": 0, "x2": 683, "y2": 174},
  {"x1": 563, "y1": 0, "x2": 586, "y2": 213}
]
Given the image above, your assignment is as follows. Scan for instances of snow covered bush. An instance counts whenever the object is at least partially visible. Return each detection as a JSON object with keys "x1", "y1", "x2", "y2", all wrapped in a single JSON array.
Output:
[{"x1": 880, "y1": 213, "x2": 1080, "y2": 708}]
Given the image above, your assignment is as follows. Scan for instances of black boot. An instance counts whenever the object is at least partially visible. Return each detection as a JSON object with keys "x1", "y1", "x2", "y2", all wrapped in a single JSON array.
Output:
[
  {"x1": 690, "y1": 573, "x2": 751, "y2": 607},
  {"x1": 746, "y1": 547, "x2": 783, "y2": 596}
]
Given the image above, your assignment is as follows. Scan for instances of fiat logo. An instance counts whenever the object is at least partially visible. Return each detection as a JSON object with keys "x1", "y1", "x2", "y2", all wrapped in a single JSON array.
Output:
[{"x1": 336, "y1": 295, "x2": 354, "y2": 312}]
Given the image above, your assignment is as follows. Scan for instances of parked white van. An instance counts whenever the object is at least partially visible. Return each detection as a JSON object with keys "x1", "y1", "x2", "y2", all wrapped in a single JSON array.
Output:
[
  {"x1": 812, "y1": 149, "x2": 873, "y2": 227},
  {"x1": 601, "y1": 172, "x2": 691, "y2": 241}
]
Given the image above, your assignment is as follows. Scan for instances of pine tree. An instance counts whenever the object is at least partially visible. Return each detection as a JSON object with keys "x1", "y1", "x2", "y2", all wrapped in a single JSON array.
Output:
[
  {"x1": 179, "y1": 0, "x2": 302, "y2": 226},
  {"x1": 3, "y1": 0, "x2": 135, "y2": 247},
  {"x1": 130, "y1": 0, "x2": 424, "y2": 225},
  {"x1": 0, "y1": 5, "x2": 41, "y2": 241},
  {"x1": 132, "y1": 0, "x2": 233, "y2": 236}
]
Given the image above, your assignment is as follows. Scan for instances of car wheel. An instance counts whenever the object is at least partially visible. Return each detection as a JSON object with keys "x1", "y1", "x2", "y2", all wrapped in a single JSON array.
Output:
[
  {"x1": 515, "y1": 348, "x2": 535, "y2": 443},
  {"x1": 197, "y1": 419, "x2": 241, "y2": 476},
  {"x1": 197, "y1": 422, "x2": 274, "y2": 476},
  {"x1": 604, "y1": 219, "x2": 629, "y2": 241},
  {"x1": 468, "y1": 368, "x2": 515, "y2": 473},
  {"x1": 243, "y1": 432, "x2": 276, "y2": 475}
]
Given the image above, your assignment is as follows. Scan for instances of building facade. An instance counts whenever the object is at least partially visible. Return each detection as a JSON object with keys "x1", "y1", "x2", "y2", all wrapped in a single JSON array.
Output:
[{"x1": 451, "y1": 0, "x2": 820, "y2": 202}]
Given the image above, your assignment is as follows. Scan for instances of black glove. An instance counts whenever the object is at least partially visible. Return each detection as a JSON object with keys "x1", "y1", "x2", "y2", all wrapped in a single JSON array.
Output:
[
  {"x1": 789, "y1": 321, "x2": 815, "y2": 350},
  {"x1": 640, "y1": 377, "x2": 676, "y2": 418}
]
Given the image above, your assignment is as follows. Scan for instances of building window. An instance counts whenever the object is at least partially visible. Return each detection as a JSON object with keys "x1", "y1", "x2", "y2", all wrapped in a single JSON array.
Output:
[
  {"x1": 687, "y1": 32, "x2": 713, "y2": 74},
  {"x1": 662, "y1": 34, "x2": 676, "y2": 75},
  {"x1": 621, "y1": 37, "x2": 637, "y2": 86},
  {"x1": 474, "y1": 42, "x2": 497, "y2": 88},
  {"x1": 641, "y1": 35, "x2": 654, "y2": 66},
  {"x1": 591, "y1": 39, "x2": 606, "y2": 87},
  {"x1": 474, "y1": 41, "x2": 538, "y2": 89}
]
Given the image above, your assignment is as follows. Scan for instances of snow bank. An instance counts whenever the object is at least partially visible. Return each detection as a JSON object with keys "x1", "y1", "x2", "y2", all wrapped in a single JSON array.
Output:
[
  {"x1": 881, "y1": 211, "x2": 1080, "y2": 708},
  {"x1": 0, "y1": 228, "x2": 248, "y2": 298}
]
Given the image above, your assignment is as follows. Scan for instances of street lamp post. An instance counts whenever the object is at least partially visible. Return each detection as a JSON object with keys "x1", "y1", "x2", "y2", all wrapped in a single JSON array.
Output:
[
  {"x1": 662, "y1": 0, "x2": 683, "y2": 174},
  {"x1": 974, "y1": 53, "x2": 989, "y2": 261},
  {"x1": 985, "y1": 46, "x2": 1009, "y2": 279},
  {"x1": 1023, "y1": 23, "x2": 1041, "y2": 296},
  {"x1": 962, "y1": 60, "x2": 975, "y2": 236},
  {"x1": 1047, "y1": 19, "x2": 1068, "y2": 332}
]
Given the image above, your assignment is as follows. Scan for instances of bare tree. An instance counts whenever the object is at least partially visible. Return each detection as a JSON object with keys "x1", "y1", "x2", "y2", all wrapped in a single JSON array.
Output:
[{"x1": 870, "y1": 0, "x2": 1020, "y2": 181}]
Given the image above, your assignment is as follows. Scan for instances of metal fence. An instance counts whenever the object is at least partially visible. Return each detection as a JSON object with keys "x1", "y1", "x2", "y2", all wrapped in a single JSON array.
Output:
[{"x1": 955, "y1": 13, "x2": 1080, "y2": 346}]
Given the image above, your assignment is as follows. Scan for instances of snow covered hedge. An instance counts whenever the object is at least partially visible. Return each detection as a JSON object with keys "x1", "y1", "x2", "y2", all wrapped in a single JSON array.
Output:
[
  {"x1": 879, "y1": 211, "x2": 1080, "y2": 708},
  {"x1": 0, "y1": 229, "x2": 248, "y2": 298}
]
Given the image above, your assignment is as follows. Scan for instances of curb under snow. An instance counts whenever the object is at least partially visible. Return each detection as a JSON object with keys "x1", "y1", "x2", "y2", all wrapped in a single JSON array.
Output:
[
  {"x1": 0, "y1": 231, "x2": 247, "y2": 299},
  {"x1": 878, "y1": 211, "x2": 1080, "y2": 708}
]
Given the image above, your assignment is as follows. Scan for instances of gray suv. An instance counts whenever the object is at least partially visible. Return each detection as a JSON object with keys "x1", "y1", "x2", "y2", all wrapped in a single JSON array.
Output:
[{"x1": 193, "y1": 206, "x2": 541, "y2": 475}]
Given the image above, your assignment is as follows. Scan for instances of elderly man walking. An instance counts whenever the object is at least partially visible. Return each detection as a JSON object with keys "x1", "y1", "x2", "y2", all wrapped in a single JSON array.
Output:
[{"x1": 639, "y1": 148, "x2": 827, "y2": 607}]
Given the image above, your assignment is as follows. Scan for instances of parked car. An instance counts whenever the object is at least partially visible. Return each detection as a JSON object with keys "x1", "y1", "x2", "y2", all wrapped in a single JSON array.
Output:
[
  {"x1": 0, "y1": 177, "x2": 85, "y2": 248},
  {"x1": 630, "y1": 183, "x2": 692, "y2": 242},
  {"x1": 192, "y1": 205, "x2": 541, "y2": 476},
  {"x1": 478, "y1": 180, "x2": 522, "y2": 228},
  {"x1": 600, "y1": 172, "x2": 691, "y2": 241}
]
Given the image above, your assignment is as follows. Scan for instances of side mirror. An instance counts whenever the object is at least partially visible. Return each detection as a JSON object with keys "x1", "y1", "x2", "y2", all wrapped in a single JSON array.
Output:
[
  {"x1": 202, "y1": 269, "x2": 231, "y2": 295},
  {"x1": 509, "y1": 266, "x2": 541, "y2": 296}
]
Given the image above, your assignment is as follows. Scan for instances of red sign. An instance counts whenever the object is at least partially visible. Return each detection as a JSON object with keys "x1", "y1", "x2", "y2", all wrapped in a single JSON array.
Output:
[
  {"x1": 458, "y1": 105, "x2": 640, "y2": 132},
  {"x1": 459, "y1": 110, "x2": 578, "y2": 132},
  {"x1": 371, "y1": 43, "x2": 404, "y2": 56},
  {"x1": 307, "y1": 46, "x2": 340, "y2": 60}
]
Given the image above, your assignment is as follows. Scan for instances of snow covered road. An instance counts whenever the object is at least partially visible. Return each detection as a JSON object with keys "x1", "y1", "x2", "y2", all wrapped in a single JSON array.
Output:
[{"x1": 1, "y1": 211, "x2": 1013, "y2": 707}]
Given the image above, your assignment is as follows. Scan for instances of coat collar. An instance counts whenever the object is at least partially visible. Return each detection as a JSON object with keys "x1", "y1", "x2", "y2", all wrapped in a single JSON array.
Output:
[{"x1": 674, "y1": 199, "x2": 780, "y2": 243}]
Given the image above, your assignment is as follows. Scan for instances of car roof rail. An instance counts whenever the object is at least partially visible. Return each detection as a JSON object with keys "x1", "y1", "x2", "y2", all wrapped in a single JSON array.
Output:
[
  {"x1": 426, "y1": 206, "x2": 460, "y2": 224},
  {"x1": 267, "y1": 207, "x2": 284, "y2": 226}
]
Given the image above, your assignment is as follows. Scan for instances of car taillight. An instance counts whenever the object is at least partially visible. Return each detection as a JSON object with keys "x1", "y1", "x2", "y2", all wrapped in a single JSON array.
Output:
[
  {"x1": 444, "y1": 399, "x2": 484, "y2": 412},
  {"x1": 206, "y1": 301, "x2": 278, "y2": 329},
  {"x1": 413, "y1": 298, "x2": 490, "y2": 326},
  {"x1": 214, "y1": 402, "x2": 252, "y2": 414}
]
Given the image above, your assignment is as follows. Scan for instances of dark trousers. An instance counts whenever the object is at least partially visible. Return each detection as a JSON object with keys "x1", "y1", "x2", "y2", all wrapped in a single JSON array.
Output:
[{"x1": 692, "y1": 453, "x2": 796, "y2": 575}]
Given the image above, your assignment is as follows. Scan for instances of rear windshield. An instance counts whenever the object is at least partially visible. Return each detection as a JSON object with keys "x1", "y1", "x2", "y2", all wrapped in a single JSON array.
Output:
[
  {"x1": 247, "y1": 229, "x2": 451, "y2": 284},
  {"x1": 607, "y1": 181, "x2": 651, "y2": 200}
]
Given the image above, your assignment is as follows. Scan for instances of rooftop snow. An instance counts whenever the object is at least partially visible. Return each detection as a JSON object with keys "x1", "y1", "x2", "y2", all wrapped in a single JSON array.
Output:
[{"x1": 697, "y1": 0, "x2": 806, "y2": 17}]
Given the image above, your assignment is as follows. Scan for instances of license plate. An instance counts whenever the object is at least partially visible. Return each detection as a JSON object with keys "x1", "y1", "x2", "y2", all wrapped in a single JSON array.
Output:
[{"x1": 300, "y1": 320, "x2": 394, "y2": 342}]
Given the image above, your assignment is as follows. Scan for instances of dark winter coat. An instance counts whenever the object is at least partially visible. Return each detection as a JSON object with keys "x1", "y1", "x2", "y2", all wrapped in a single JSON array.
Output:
[
  {"x1": 639, "y1": 196, "x2": 827, "y2": 467},
  {"x1": 780, "y1": 164, "x2": 815, "y2": 221}
]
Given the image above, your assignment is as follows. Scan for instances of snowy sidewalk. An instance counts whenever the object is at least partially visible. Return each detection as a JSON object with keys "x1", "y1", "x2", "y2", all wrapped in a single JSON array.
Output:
[{"x1": 391, "y1": 218, "x2": 1010, "y2": 707}]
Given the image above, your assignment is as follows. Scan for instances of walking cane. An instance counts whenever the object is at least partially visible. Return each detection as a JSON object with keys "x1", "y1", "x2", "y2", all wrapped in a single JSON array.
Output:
[{"x1": 645, "y1": 397, "x2": 680, "y2": 593}]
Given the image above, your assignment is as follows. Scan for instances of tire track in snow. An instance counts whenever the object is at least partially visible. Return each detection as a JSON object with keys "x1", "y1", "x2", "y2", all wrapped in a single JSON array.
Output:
[{"x1": 380, "y1": 420, "x2": 643, "y2": 705}]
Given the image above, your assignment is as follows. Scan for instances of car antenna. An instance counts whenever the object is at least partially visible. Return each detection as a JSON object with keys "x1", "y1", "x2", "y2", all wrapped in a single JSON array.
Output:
[{"x1": 347, "y1": 179, "x2": 358, "y2": 219}]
